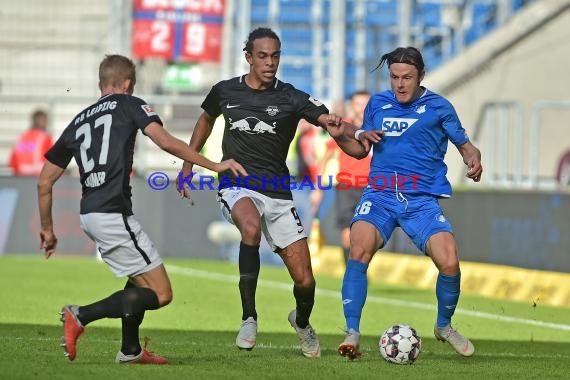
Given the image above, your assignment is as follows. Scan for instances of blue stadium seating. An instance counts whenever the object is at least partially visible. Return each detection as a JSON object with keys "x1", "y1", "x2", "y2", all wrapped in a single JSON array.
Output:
[
  {"x1": 245, "y1": 0, "x2": 534, "y2": 99},
  {"x1": 364, "y1": 1, "x2": 398, "y2": 27},
  {"x1": 251, "y1": 0, "x2": 270, "y2": 23}
]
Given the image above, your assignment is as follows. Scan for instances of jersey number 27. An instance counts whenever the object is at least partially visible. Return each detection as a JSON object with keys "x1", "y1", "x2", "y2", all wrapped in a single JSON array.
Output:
[{"x1": 75, "y1": 114, "x2": 112, "y2": 173}]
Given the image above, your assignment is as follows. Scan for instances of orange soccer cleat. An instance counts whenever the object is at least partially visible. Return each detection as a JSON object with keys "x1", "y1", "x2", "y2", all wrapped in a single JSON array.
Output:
[
  {"x1": 59, "y1": 305, "x2": 85, "y2": 361},
  {"x1": 116, "y1": 337, "x2": 168, "y2": 365}
]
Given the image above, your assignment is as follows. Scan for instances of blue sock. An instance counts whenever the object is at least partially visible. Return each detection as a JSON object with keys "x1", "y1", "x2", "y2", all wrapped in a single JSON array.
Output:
[
  {"x1": 342, "y1": 259, "x2": 369, "y2": 333},
  {"x1": 436, "y1": 272, "x2": 461, "y2": 328}
]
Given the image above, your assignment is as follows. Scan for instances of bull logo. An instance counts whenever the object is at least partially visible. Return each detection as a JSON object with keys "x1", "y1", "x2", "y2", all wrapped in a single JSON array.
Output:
[
  {"x1": 252, "y1": 120, "x2": 276, "y2": 134},
  {"x1": 229, "y1": 118, "x2": 251, "y2": 132},
  {"x1": 229, "y1": 117, "x2": 277, "y2": 134}
]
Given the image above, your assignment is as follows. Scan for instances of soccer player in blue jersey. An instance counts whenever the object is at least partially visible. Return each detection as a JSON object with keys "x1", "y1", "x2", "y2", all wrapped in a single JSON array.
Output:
[{"x1": 336, "y1": 46, "x2": 482, "y2": 359}]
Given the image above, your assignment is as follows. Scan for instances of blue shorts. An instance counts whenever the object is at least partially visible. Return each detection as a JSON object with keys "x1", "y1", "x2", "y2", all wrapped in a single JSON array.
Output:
[{"x1": 351, "y1": 188, "x2": 453, "y2": 254}]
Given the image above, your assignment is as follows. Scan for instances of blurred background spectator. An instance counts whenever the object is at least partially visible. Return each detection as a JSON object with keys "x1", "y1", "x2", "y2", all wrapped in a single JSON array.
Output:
[{"x1": 9, "y1": 109, "x2": 52, "y2": 176}]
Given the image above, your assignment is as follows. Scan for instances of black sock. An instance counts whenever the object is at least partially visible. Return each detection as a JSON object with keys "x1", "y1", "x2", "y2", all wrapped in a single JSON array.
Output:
[
  {"x1": 293, "y1": 285, "x2": 315, "y2": 329},
  {"x1": 121, "y1": 280, "x2": 144, "y2": 356},
  {"x1": 77, "y1": 287, "x2": 159, "y2": 326},
  {"x1": 342, "y1": 247, "x2": 350, "y2": 263},
  {"x1": 238, "y1": 242, "x2": 260, "y2": 320}
]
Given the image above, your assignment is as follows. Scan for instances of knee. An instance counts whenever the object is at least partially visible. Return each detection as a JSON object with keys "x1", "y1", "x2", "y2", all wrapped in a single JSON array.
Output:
[
  {"x1": 435, "y1": 250, "x2": 459, "y2": 275},
  {"x1": 349, "y1": 244, "x2": 372, "y2": 263},
  {"x1": 294, "y1": 274, "x2": 316, "y2": 290},
  {"x1": 155, "y1": 288, "x2": 173, "y2": 308},
  {"x1": 239, "y1": 220, "x2": 262, "y2": 243}
]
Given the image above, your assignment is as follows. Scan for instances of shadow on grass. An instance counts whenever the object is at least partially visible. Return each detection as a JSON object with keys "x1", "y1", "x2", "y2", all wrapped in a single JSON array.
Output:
[
  {"x1": 2, "y1": 323, "x2": 569, "y2": 363},
  {"x1": 2, "y1": 322, "x2": 569, "y2": 380}
]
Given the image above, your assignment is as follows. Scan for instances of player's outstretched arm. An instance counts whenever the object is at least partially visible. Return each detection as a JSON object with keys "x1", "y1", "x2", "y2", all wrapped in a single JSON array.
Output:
[
  {"x1": 457, "y1": 141, "x2": 483, "y2": 182},
  {"x1": 317, "y1": 114, "x2": 369, "y2": 159},
  {"x1": 145, "y1": 121, "x2": 248, "y2": 178},
  {"x1": 37, "y1": 161, "x2": 65, "y2": 258}
]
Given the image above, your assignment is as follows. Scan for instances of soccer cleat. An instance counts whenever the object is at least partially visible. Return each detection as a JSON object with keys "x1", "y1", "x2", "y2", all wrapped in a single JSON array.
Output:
[
  {"x1": 337, "y1": 328, "x2": 362, "y2": 360},
  {"x1": 116, "y1": 337, "x2": 168, "y2": 364},
  {"x1": 236, "y1": 317, "x2": 257, "y2": 350},
  {"x1": 434, "y1": 324, "x2": 475, "y2": 357},
  {"x1": 288, "y1": 310, "x2": 321, "y2": 358},
  {"x1": 59, "y1": 305, "x2": 84, "y2": 361}
]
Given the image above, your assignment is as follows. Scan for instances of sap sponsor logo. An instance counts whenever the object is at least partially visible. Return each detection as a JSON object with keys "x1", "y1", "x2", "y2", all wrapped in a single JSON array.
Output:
[
  {"x1": 141, "y1": 104, "x2": 157, "y2": 117},
  {"x1": 381, "y1": 118, "x2": 418, "y2": 136}
]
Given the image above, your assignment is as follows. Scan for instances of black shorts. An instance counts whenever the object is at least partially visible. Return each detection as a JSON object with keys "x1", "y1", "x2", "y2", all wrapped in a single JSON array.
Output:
[{"x1": 336, "y1": 187, "x2": 366, "y2": 230}]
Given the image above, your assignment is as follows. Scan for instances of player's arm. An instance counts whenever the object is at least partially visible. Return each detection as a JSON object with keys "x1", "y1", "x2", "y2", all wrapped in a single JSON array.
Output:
[
  {"x1": 317, "y1": 114, "x2": 367, "y2": 159},
  {"x1": 180, "y1": 111, "x2": 216, "y2": 174},
  {"x1": 318, "y1": 114, "x2": 381, "y2": 159},
  {"x1": 176, "y1": 111, "x2": 219, "y2": 198},
  {"x1": 457, "y1": 141, "x2": 483, "y2": 182},
  {"x1": 144, "y1": 120, "x2": 247, "y2": 178},
  {"x1": 37, "y1": 161, "x2": 66, "y2": 258}
]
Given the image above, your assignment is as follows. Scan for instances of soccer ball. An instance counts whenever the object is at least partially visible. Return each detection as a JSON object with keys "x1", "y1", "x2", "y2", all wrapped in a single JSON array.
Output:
[{"x1": 379, "y1": 324, "x2": 422, "y2": 364}]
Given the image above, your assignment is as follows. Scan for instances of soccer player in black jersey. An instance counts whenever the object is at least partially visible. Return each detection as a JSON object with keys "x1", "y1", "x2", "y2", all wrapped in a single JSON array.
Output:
[
  {"x1": 38, "y1": 54, "x2": 246, "y2": 364},
  {"x1": 177, "y1": 28, "x2": 367, "y2": 358}
]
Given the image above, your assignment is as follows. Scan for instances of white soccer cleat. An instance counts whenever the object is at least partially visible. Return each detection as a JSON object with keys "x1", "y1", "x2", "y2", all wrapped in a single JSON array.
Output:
[
  {"x1": 288, "y1": 310, "x2": 321, "y2": 358},
  {"x1": 338, "y1": 328, "x2": 362, "y2": 360},
  {"x1": 434, "y1": 324, "x2": 475, "y2": 357},
  {"x1": 236, "y1": 317, "x2": 257, "y2": 350}
]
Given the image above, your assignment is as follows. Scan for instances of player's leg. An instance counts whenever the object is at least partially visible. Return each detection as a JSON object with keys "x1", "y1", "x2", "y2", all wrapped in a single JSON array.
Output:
[
  {"x1": 263, "y1": 198, "x2": 319, "y2": 357},
  {"x1": 218, "y1": 189, "x2": 263, "y2": 349},
  {"x1": 279, "y1": 239, "x2": 316, "y2": 328},
  {"x1": 231, "y1": 197, "x2": 262, "y2": 321},
  {"x1": 426, "y1": 232, "x2": 460, "y2": 327},
  {"x1": 114, "y1": 265, "x2": 171, "y2": 364},
  {"x1": 62, "y1": 213, "x2": 168, "y2": 362},
  {"x1": 119, "y1": 279, "x2": 145, "y2": 356},
  {"x1": 278, "y1": 239, "x2": 321, "y2": 358},
  {"x1": 426, "y1": 232, "x2": 474, "y2": 356},
  {"x1": 401, "y1": 197, "x2": 474, "y2": 357},
  {"x1": 337, "y1": 220, "x2": 383, "y2": 359},
  {"x1": 338, "y1": 190, "x2": 395, "y2": 359}
]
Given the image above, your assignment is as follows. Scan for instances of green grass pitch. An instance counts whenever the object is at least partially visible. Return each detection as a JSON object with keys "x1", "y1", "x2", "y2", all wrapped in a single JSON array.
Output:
[{"x1": 1, "y1": 255, "x2": 569, "y2": 379}]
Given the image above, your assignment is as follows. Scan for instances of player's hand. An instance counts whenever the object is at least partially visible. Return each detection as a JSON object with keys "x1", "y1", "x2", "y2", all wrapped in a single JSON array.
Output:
[
  {"x1": 466, "y1": 157, "x2": 483, "y2": 182},
  {"x1": 215, "y1": 159, "x2": 248, "y2": 177},
  {"x1": 40, "y1": 229, "x2": 58, "y2": 259},
  {"x1": 320, "y1": 113, "x2": 345, "y2": 139},
  {"x1": 357, "y1": 130, "x2": 384, "y2": 152},
  {"x1": 326, "y1": 113, "x2": 343, "y2": 127},
  {"x1": 176, "y1": 163, "x2": 194, "y2": 199}
]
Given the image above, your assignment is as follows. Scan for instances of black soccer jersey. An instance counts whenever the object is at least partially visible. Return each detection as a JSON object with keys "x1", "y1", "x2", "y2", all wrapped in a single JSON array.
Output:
[
  {"x1": 202, "y1": 75, "x2": 329, "y2": 200},
  {"x1": 45, "y1": 94, "x2": 162, "y2": 215}
]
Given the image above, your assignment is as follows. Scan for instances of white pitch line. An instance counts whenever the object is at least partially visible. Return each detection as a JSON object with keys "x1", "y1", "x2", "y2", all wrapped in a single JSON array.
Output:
[{"x1": 166, "y1": 265, "x2": 570, "y2": 332}]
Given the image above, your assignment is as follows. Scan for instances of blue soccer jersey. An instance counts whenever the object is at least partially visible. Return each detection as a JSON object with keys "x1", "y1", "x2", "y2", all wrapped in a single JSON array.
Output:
[{"x1": 361, "y1": 88, "x2": 469, "y2": 197}]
